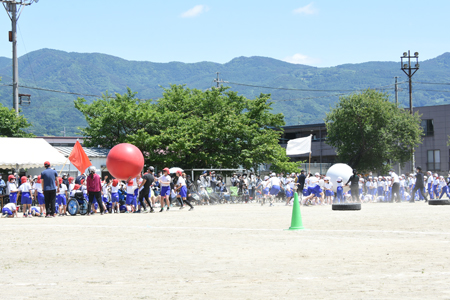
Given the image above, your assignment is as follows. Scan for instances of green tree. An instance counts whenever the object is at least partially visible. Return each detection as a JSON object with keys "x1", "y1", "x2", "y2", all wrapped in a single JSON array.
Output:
[
  {"x1": 0, "y1": 103, "x2": 34, "y2": 137},
  {"x1": 75, "y1": 85, "x2": 301, "y2": 172},
  {"x1": 325, "y1": 89, "x2": 423, "y2": 172}
]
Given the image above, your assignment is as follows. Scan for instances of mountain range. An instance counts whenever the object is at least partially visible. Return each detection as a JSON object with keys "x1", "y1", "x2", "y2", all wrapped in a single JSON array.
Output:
[{"x1": 1, "y1": 48, "x2": 450, "y2": 136}]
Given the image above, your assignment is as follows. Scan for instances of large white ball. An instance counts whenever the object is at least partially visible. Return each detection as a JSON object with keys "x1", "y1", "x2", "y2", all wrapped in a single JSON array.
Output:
[{"x1": 326, "y1": 163, "x2": 353, "y2": 193}]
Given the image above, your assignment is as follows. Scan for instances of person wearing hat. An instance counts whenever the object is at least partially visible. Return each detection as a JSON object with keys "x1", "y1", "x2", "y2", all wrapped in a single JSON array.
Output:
[
  {"x1": 6, "y1": 175, "x2": 18, "y2": 204},
  {"x1": 40, "y1": 161, "x2": 58, "y2": 217},
  {"x1": 136, "y1": 166, "x2": 156, "y2": 213},
  {"x1": 17, "y1": 176, "x2": 32, "y2": 217},
  {"x1": 86, "y1": 166, "x2": 105, "y2": 215},
  {"x1": 157, "y1": 168, "x2": 172, "y2": 212},
  {"x1": 411, "y1": 166, "x2": 428, "y2": 203},
  {"x1": 345, "y1": 169, "x2": 360, "y2": 203},
  {"x1": 110, "y1": 179, "x2": 120, "y2": 213},
  {"x1": 174, "y1": 170, "x2": 194, "y2": 211},
  {"x1": 56, "y1": 177, "x2": 69, "y2": 216},
  {"x1": 33, "y1": 175, "x2": 45, "y2": 217}
]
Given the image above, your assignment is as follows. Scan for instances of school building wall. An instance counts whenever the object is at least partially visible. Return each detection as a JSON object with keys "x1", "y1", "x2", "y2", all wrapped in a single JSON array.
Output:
[{"x1": 280, "y1": 104, "x2": 450, "y2": 175}]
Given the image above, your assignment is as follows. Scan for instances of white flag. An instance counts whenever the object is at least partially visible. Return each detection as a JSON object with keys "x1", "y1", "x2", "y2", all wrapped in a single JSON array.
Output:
[{"x1": 286, "y1": 135, "x2": 312, "y2": 155}]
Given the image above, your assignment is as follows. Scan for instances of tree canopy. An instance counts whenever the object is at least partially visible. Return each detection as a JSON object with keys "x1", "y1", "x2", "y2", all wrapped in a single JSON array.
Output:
[
  {"x1": 325, "y1": 89, "x2": 423, "y2": 173},
  {"x1": 0, "y1": 103, "x2": 34, "y2": 138},
  {"x1": 74, "y1": 85, "x2": 301, "y2": 173}
]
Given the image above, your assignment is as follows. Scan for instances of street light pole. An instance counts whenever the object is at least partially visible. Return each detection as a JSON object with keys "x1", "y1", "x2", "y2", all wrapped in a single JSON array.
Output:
[{"x1": 400, "y1": 50, "x2": 419, "y2": 173}]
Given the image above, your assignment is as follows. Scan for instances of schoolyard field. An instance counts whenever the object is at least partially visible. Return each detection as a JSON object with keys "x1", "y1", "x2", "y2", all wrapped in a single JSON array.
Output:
[{"x1": 0, "y1": 201, "x2": 449, "y2": 299}]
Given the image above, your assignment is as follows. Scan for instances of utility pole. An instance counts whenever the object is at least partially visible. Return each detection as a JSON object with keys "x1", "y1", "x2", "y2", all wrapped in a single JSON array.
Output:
[
  {"x1": 213, "y1": 72, "x2": 228, "y2": 88},
  {"x1": 61, "y1": 127, "x2": 66, "y2": 137},
  {"x1": 1, "y1": 0, "x2": 38, "y2": 116},
  {"x1": 400, "y1": 50, "x2": 419, "y2": 173},
  {"x1": 394, "y1": 76, "x2": 399, "y2": 106}
]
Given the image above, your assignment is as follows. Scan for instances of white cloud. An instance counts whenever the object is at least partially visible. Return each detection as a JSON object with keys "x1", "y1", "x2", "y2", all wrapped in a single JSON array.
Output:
[
  {"x1": 293, "y1": 3, "x2": 317, "y2": 15},
  {"x1": 282, "y1": 53, "x2": 321, "y2": 66},
  {"x1": 181, "y1": 5, "x2": 209, "y2": 18}
]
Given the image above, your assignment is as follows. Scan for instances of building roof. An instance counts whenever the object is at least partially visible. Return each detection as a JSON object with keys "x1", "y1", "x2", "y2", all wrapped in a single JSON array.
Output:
[{"x1": 54, "y1": 146, "x2": 110, "y2": 158}]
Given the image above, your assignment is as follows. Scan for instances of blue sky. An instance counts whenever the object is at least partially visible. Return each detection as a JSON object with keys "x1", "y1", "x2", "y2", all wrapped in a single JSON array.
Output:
[{"x1": 0, "y1": 1, "x2": 449, "y2": 67}]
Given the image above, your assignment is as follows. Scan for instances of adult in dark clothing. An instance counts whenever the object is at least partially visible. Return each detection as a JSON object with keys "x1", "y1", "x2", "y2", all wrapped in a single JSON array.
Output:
[
  {"x1": 62, "y1": 174, "x2": 69, "y2": 188},
  {"x1": 297, "y1": 170, "x2": 306, "y2": 192},
  {"x1": 137, "y1": 166, "x2": 155, "y2": 213},
  {"x1": 40, "y1": 161, "x2": 58, "y2": 217},
  {"x1": 411, "y1": 166, "x2": 428, "y2": 203},
  {"x1": 345, "y1": 169, "x2": 360, "y2": 203},
  {"x1": 75, "y1": 174, "x2": 86, "y2": 185}
]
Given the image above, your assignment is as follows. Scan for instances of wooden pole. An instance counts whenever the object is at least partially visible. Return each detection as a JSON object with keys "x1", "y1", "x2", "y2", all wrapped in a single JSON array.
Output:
[{"x1": 308, "y1": 151, "x2": 311, "y2": 175}]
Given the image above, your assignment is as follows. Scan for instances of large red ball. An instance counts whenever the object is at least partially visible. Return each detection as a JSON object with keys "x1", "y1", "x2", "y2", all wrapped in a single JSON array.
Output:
[{"x1": 106, "y1": 143, "x2": 144, "y2": 180}]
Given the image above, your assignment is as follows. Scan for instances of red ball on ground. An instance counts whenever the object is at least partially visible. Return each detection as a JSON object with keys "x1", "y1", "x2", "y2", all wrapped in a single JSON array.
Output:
[{"x1": 106, "y1": 143, "x2": 144, "y2": 180}]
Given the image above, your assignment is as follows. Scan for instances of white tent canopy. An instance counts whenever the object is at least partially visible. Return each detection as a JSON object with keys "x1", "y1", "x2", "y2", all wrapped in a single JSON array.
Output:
[{"x1": 0, "y1": 137, "x2": 67, "y2": 169}]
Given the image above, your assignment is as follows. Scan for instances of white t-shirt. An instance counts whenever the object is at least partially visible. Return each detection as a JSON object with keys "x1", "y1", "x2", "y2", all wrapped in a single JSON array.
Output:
[
  {"x1": 324, "y1": 182, "x2": 333, "y2": 190},
  {"x1": 427, "y1": 176, "x2": 433, "y2": 184},
  {"x1": 102, "y1": 184, "x2": 109, "y2": 195},
  {"x1": 18, "y1": 182, "x2": 32, "y2": 193},
  {"x1": 111, "y1": 185, "x2": 119, "y2": 193},
  {"x1": 391, "y1": 173, "x2": 400, "y2": 184},
  {"x1": 177, "y1": 176, "x2": 186, "y2": 187},
  {"x1": 34, "y1": 182, "x2": 43, "y2": 194},
  {"x1": 126, "y1": 185, "x2": 135, "y2": 195},
  {"x1": 439, "y1": 179, "x2": 446, "y2": 188},
  {"x1": 434, "y1": 177, "x2": 439, "y2": 185},
  {"x1": 58, "y1": 184, "x2": 67, "y2": 195},
  {"x1": 366, "y1": 181, "x2": 372, "y2": 189},
  {"x1": 7, "y1": 182, "x2": 17, "y2": 194},
  {"x1": 4, "y1": 202, "x2": 16, "y2": 211},
  {"x1": 69, "y1": 183, "x2": 75, "y2": 193},
  {"x1": 264, "y1": 180, "x2": 272, "y2": 189},
  {"x1": 270, "y1": 177, "x2": 281, "y2": 187},
  {"x1": 337, "y1": 181, "x2": 343, "y2": 187},
  {"x1": 158, "y1": 175, "x2": 172, "y2": 187}
]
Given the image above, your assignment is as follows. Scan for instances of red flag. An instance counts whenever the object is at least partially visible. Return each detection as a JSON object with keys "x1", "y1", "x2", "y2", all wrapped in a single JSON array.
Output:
[{"x1": 69, "y1": 141, "x2": 92, "y2": 173}]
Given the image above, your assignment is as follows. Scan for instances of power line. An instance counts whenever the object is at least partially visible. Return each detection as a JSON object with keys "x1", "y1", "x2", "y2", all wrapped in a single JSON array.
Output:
[
  {"x1": 227, "y1": 81, "x2": 404, "y2": 92},
  {"x1": 0, "y1": 83, "x2": 113, "y2": 98}
]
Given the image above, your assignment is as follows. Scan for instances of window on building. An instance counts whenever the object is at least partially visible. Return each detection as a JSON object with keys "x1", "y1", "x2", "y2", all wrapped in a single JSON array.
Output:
[
  {"x1": 421, "y1": 119, "x2": 434, "y2": 136},
  {"x1": 427, "y1": 150, "x2": 440, "y2": 171}
]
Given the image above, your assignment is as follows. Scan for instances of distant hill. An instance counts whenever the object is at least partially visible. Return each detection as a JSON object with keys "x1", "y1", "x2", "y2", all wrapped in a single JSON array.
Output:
[{"x1": 1, "y1": 48, "x2": 450, "y2": 136}]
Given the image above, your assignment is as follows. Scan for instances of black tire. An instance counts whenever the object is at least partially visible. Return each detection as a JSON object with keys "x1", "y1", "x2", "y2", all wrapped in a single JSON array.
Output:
[
  {"x1": 428, "y1": 199, "x2": 450, "y2": 205},
  {"x1": 79, "y1": 199, "x2": 89, "y2": 215},
  {"x1": 67, "y1": 199, "x2": 80, "y2": 216},
  {"x1": 332, "y1": 203, "x2": 361, "y2": 211}
]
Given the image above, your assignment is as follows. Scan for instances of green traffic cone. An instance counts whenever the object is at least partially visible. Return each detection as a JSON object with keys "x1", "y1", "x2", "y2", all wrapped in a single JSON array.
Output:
[{"x1": 289, "y1": 192, "x2": 305, "y2": 230}]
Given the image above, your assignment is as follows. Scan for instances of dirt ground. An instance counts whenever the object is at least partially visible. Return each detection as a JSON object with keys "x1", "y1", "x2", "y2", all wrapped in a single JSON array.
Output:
[{"x1": 0, "y1": 200, "x2": 449, "y2": 300}]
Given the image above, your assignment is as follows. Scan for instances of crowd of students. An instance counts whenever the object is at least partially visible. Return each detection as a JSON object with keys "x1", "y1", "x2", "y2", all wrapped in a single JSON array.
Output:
[{"x1": 2, "y1": 164, "x2": 450, "y2": 218}]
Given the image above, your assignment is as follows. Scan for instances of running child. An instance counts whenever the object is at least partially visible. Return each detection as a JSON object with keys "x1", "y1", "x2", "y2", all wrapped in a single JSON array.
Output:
[{"x1": 157, "y1": 168, "x2": 172, "y2": 212}]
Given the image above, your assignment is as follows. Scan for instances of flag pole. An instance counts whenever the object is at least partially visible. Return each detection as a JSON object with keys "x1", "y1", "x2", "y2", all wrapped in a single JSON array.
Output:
[
  {"x1": 308, "y1": 151, "x2": 311, "y2": 175},
  {"x1": 58, "y1": 143, "x2": 76, "y2": 177}
]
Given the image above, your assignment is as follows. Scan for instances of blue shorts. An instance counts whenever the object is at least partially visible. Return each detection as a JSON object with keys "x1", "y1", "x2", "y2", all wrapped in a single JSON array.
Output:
[
  {"x1": 325, "y1": 190, "x2": 334, "y2": 197},
  {"x1": 308, "y1": 185, "x2": 322, "y2": 197},
  {"x1": 37, "y1": 192, "x2": 45, "y2": 205},
  {"x1": 160, "y1": 186, "x2": 171, "y2": 197},
  {"x1": 154, "y1": 190, "x2": 160, "y2": 196},
  {"x1": 111, "y1": 192, "x2": 119, "y2": 203},
  {"x1": 263, "y1": 188, "x2": 270, "y2": 195},
  {"x1": 126, "y1": 194, "x2": 135, "y2": 205},
  {"x1": 9, "y1": 192, "x2": 17, "y2": 203},
  {"x1": 21, "y1": 192, "x2": 32, "y2": 205},
  {"x1": 178, "y1": 186, "x2": 187, "y2": 198},
  {"x1": 2, "y1": 207, "x2": 12, "y2": 216},
  {"x1": 303, "y1": 188, "x2": 310, "y2": 196},
  {"x1": 57, "y1": 194, "x2": 67, "y2": 206},
  {"x1": 270, "y1": 185, "x2": 280, "y2": 196},
  {"x1": 102, "y1": 196, "x2": 108, "y2": 203},
  {"x1": 134, "y1": 189, "x2": 138, "y2": 197},
  {"x1": 285, "y1": 190, "x2": 293, "y2": 198}
]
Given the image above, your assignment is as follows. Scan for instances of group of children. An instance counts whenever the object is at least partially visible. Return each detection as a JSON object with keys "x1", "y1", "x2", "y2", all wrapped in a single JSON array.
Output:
[{"x1": 1, "y1": 167, "x2": 196, "y2": 218}]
